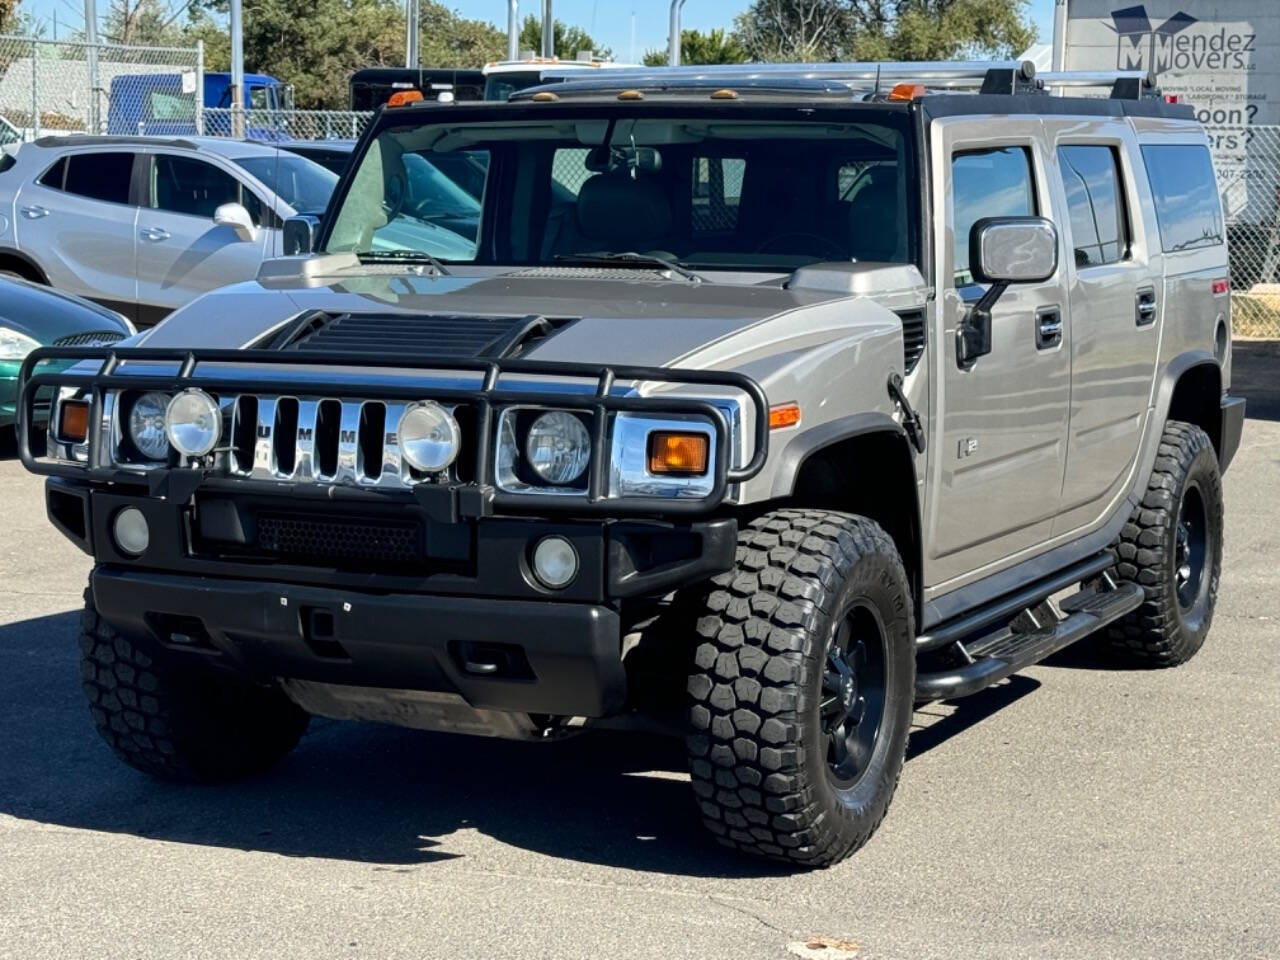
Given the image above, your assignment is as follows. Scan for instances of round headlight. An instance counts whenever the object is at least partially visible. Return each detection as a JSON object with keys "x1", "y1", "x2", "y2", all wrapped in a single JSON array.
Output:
[
  {"x1": 525, "y1": 411, "x2": 590, "y2": 486},
  {"x1": 165, "y1": 390, "x2": 222, "y2": 458},
  {"x1": 128, "y1": 392, "x2": 171, "y2": 461},
  {"x1": 398, "y1": 401, "x2": 461, "y2": 473}
]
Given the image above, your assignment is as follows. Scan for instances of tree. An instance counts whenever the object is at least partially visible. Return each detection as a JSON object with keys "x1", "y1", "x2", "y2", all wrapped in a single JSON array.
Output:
[
  {"x1": 189, "y1": 0, "x2": 505, "y2": 109},
  {"x1": 643, "y1": 28, "x2": 749, "y2": 66},
  {"x1": 732, "y1": 0, "x2": 1036, "y2": 63},
  {"x1": 0, "y1": 0, "x2": 20, "y2": 33},
  {"x1": 517, "y1": 14, "x2": 610, "y2": 60},
  {"x1": 105, "y1": 0, "x2": 188, "y2": 46},
  {"x1": 733, "y1": 0, "x2": 853, "y2": 62}
]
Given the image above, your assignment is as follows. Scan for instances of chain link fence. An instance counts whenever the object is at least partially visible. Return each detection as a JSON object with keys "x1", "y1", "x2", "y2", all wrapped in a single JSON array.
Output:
[
  {"x1": 201, "y1": 107, "x2": 372, "y2": 142},
  {"x1": 0, "y1": 34, "x2": 202, "y2": 140},
  {"x1": 1214, "y1": 125, "x2": 1280, "y2": 338}
]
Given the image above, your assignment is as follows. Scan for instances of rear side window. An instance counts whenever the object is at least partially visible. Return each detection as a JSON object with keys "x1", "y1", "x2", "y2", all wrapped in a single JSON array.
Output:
[
  {"x1": 951, "y1": 147, "x2": 1036, "y2": 284},
  {"x1": 1058, "y1": 145, "x2": 1129, "y2": 267},
  {"x1": 1141, "y1": 144, "x2": 1223, "y2": 253},
  {"x1": 41, "y1": 152, "x2": 135, "y2": 204},
  {"x1": 151, "y1": 154, "x2": 247, "y2": 220}
]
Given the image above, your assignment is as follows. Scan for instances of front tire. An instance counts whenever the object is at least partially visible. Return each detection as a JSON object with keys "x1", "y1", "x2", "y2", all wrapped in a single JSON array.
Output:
[
  {"x1": 1104, "y1": 421, "x2": 1224, "y2": 666},
  {"x1": 79, "y1": 586, "x2": 310, "y2": 781},
  {"x1": 686, "y1": 509, "x2": 915, "y2": 867}
]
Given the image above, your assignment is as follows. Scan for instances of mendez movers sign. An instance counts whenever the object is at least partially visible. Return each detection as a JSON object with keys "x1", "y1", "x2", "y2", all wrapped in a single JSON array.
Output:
[{"x1": 1062, "y1": 2, "x2": 1271, "y2": 127}]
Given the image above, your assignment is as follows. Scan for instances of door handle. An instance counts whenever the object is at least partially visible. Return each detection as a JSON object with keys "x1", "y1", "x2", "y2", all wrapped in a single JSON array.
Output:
[
  {"x1": 140, "y1": 227, "x2": 170, "y2": 242},
  {"x1": 20, "y1": 205, "x2": 48, "y2": 220},
  {"x1": 1036, "y1": 306, "x2": 1063, "y2": 350},
  {"x1": 1136, "y1": 287, "x2": 1157, "y2": 326}
]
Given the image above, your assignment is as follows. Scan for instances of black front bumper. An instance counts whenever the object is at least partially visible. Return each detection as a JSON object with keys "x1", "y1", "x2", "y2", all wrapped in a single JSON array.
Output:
[{"x1": 92, "y1": 567, "x2": 626, "y2": 717}]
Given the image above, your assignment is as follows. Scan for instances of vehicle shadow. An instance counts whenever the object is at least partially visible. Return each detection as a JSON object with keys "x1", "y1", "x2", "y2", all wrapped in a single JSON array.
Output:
[
  {"x1": 1232, "y1": 339, "x2": 1280, "y2": 422},
  {"x1": 0, "y1": 427, "x2": 15, "y2": 460},
  {"x1": 0, "y1": 610, "x2": 1041, "y2": 875}
]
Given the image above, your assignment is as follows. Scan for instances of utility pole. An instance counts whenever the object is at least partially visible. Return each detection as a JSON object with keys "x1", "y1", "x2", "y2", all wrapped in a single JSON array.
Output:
[
  {"x1": 230, "y1": 0, "x2": 245, "y2": 137},
  {"x1": 541, "y1": 0, "x2": 554, "y2": 59},
  {"x1": 84, "y1": 0, "x2": 99, "y2": 132},
  {"x1": 668, "y1": 0, "x2": 687, "y2": 67},
  {"x1": 406, "y1": 0, "x2": 420, "y2": 69},
  {"x1": 506, "y1": 0, "x2": 519, "y2": 61}
]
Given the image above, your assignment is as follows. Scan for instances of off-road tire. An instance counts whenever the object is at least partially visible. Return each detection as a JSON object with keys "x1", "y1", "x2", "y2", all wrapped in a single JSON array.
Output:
[
  {"x1": 1104, "y1": 421, "x2": 1223, "y2": 666},
  {"x1": 686, "y1": 509, "x2": 915, "y2": 867},
  {"x1": 79, "y1": 586, "x2": 310, "y2": 781}
]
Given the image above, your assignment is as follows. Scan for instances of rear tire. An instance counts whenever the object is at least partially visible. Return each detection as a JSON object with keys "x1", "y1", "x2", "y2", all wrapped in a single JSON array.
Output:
[
  {"x1": 79, "y1": 586, "x2": 310, "y2": 781},
  {"x1": 1104, "y1": 421, "x2": 1223, "y2": 666},
  {"x1": 686, "y1": 509, "x2": 915, "y2": 867}
]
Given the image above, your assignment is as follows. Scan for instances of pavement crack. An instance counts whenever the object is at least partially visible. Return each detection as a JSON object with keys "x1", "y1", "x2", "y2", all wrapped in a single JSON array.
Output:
[{"x1": 709, "y1": 895, "x2": 785, "y2": 934}]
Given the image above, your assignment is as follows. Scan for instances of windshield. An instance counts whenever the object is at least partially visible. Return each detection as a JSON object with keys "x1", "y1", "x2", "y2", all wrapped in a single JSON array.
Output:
[
  {"x1": 233, "y1": 153, "x2": 339, "y2": 216},
  {"x1": 324, "y1": 112, "x2": 916, "y2": 271}
]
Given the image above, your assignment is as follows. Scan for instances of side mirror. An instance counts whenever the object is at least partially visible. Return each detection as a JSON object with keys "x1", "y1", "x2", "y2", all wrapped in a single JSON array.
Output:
[
  {"x1": 283, "y1": 214, "x2": 321, "y2": 256},
  {"x1": 958, "y1": 216, "x2": 1059, "y2": 367},
  {"x1": 214, "y1": 202, "x2": 257, "y2": 242}
]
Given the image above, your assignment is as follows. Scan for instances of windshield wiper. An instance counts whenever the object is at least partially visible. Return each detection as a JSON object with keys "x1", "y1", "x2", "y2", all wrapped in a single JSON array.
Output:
[
  {"x1": 357, "y1": 249, "x2": 451, "y2": 276},
  {"x1": 554, "y1": 251, "x2": 708, "y2": 284}
]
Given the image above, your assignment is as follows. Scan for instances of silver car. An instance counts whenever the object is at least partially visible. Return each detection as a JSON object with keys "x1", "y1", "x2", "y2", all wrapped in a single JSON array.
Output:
[{"x1": 0, "y1": 135, "x2": 337, "y2": 327}]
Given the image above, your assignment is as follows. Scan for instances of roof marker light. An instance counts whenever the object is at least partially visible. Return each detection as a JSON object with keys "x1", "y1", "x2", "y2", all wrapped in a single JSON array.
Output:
[
  {"x1": 710, "y1": 88, "x2": 739, "y2": 100},
  {"x1": 530, "y1": 91, "x2": 560, "y2": 102},
  {"x1": 617, "y1": 89, "x2": 645, "y2": 101}
]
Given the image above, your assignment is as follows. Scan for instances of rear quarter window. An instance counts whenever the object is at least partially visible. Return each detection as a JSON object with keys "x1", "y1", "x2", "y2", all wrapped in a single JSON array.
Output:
[{"x1": 1140, "y1": 144, "x2": 1224, "y2": 253}]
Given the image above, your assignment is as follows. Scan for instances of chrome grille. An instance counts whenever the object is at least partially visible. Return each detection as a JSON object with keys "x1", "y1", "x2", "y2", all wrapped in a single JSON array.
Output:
[{"x1": 227, "y1": 395, "x2": 459, "y2": 489}]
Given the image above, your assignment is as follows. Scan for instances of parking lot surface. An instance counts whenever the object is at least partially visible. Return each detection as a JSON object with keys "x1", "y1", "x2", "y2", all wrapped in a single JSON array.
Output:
[{"x1": 1, "y1": 346, "x2": 1277, "y2": 960}]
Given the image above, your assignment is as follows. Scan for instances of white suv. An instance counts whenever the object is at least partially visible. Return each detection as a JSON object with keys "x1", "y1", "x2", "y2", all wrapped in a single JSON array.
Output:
[{"x1": 0, "y1": 136, "x2": 337, "y2": 327}]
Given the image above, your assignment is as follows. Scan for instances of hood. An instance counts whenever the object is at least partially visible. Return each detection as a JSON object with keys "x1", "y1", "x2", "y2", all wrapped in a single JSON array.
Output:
[
  {"x1": 139, "y1": 267, "x2": 852, "y2": 369},
  {"x1": 0, "y1": 277, "x2": 133, "y2": 344}
]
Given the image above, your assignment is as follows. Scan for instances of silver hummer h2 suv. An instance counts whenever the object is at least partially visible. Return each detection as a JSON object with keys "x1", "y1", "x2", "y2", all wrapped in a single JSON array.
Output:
[{"x1": 17, "y1": 60, "x2": 1246, "y2": 867}]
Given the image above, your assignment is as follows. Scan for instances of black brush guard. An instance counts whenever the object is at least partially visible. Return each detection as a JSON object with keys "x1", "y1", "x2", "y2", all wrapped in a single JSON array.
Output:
[{"x1": 17, "y1": 346, "x2": 769, "y2": 517}]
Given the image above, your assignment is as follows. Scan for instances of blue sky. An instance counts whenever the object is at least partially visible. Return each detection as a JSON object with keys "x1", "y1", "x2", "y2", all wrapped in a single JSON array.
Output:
[{"x1": 20, "y1": 0, "x2": 1057, "y2": 63}]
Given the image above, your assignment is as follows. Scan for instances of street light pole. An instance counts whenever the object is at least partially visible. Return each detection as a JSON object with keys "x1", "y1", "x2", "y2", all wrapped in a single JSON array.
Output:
[
  {"x1": 230, "y1": 0, "x2": 244, "y2": 137},
  {"x1": 406, "y1": 0, "x2": 420, "y2": 69},
  {"x1": 84, "y1": 0, "x2": 99, "y2": 132},
  {"x1": 668, "y1": 0, "x2": 687, "y2": 67}
]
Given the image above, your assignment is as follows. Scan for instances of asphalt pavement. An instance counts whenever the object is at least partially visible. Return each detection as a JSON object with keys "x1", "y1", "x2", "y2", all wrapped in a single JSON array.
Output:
[{"x1": 0, "y1": 345, "x2": 1276, "y2": 960}]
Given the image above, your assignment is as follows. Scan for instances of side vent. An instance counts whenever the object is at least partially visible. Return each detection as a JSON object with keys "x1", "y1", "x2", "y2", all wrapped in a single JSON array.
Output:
[{"x1": 897, "y1": 309, "x2": 926, "y2": 373}]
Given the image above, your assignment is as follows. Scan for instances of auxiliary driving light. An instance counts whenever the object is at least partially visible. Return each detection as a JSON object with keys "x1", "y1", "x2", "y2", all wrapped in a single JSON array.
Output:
[
  {"x1": 532, "y1": 536, "x2": 579, "y2": 589},
  {"x1": 398, "y1": 401, "x2": 461, "y2": 473},
  {"x1": 165, "y1": 390, "x2": 222, "y2": 458},
  {"x1": 112, "y1": 507, "x2": 150, "y2": 556}
]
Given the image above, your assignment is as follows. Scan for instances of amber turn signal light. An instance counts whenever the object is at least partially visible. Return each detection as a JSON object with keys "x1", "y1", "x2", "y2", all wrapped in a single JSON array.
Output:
[
  {"x1": 887, "y1": 83, "x2": 926, "y2": 102},
  {"x1": 648, "y1": 432, "x2": 709, "y2": 476},
  {"x1": 387, "y1": 89, "x2": 424, "y2": 108},
  {"x1": 769, "y1": 402, "x2": 801, "y2": 430},
  {"x1": 58, "y1": 399, "x2": 90, "y2": 443}
]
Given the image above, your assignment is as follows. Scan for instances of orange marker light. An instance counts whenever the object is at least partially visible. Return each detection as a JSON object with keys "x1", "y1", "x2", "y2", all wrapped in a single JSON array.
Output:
[
  {"x1": 617, "y1": 89, "x2": 645, "y2": 101},
  {"x1": 58, "y1": 399, "x2": 90, "y2": 443},
  {"x1": 648, "y1": 432, "x2": 710, "y2": 476},
  {"x1": 887, "y1": 83, "x2": 926, "y2": 102},
  {"x1": 530, "y1": 91, "x2": 560, "y2": 102},
  {"x1": 387, "y1": 90, "x2": 424, "y2": 108},
  {"x1": 769, "y1": 403, "x2": 801, "y2": 430}
]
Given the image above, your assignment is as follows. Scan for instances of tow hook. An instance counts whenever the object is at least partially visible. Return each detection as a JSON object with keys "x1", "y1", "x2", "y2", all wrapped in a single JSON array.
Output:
[{"x1": 888, "y1": 373, "x2": 926, "y2": 455}]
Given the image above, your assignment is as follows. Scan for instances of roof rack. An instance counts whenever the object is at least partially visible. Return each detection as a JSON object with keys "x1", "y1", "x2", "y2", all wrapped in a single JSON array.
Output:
[{"x1": 534, "y1": 60, "x2": 1163, "y2": 102}]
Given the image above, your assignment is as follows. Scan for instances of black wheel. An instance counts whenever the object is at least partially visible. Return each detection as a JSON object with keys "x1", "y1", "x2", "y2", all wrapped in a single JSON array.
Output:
[
  {"x1": 1104, "y1": 421, "x2": 1224, "y2": 666},
  {"x1": 79, "y1": 585, "x2": 310, "y2": 781},
  {"x1": 686, "y1": 509, "x2": 915, "y2": 867}
]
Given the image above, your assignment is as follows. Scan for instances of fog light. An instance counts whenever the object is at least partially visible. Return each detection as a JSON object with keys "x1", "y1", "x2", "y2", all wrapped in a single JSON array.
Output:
[
  {"x1": 113, "y1": 507, "x2": 150, "y2": 556},
  {"x1": 532, "y1": 536, "x2": 578, "y2": 589}
]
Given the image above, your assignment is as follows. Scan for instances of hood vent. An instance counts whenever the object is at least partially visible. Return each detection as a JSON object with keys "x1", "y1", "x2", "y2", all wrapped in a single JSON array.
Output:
[{"x1": 263, "y1": 311, "x2": 572, "y2": 360}]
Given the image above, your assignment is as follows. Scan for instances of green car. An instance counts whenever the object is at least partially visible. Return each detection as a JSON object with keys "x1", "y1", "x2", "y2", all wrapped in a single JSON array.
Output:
[{"x1": 0, "y1": 276, "x2": 134, "y2": 434}]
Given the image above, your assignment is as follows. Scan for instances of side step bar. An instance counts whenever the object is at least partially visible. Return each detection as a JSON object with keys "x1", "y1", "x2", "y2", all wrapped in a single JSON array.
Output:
[
  {"x1": 916, "y1": 552, "x2": 1116, "y2": 653},
  {"x1": 914, "y1": 580, "x2": 1144, "y2": 702}
]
